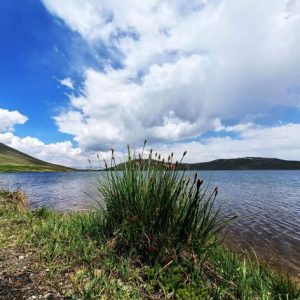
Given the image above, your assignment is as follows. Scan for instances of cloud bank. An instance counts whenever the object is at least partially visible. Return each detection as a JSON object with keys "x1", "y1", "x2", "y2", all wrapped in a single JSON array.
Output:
[
  {"x1": 1, "y1": 1, "x2": 300, "y2": 167},
  {"x1": 41, "y1": 0, "x2": 300, "y2": 152}
]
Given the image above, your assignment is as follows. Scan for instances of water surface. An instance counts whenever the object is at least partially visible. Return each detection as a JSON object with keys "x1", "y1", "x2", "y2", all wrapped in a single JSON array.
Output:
[{"x1": 0, "y1": 170, "x2": 299, "y2": 278}]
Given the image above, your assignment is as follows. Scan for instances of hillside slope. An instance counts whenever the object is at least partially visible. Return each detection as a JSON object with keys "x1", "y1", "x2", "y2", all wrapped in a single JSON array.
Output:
[
  {"x1": 189, "y1": 157, "x2": 300, "y2": 170},
  {"x1": 0, "y1": 143, "x2": 74, "y2": 172},
  {"x1": 107, "y1": 157, "x2": 300, "y2": 171}
]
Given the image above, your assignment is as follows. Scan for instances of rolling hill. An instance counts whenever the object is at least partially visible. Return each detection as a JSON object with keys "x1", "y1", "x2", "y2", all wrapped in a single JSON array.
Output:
[
  {"x1": 107, "y1": 157, "x2": 300, "y2": 171},
  {"x1": 0, "y1": 143, "x2": 74, "y2": 172}
]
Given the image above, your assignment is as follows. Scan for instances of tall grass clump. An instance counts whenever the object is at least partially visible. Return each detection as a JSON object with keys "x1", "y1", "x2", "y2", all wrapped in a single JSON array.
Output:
[{"x1": 98, "y1": 142, "x2": 234, "y2": 261}]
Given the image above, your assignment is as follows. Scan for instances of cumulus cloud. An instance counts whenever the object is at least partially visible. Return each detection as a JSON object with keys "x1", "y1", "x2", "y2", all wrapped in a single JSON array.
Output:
[
  {"x1": 42, "y1": 0, "x2": 300, "y2": 152},
  {"x1": 0, "y1": 108, "x2": 28, "y2": 132},
  {"x1": 0, "y1": 131, "x2": 87, "y2": 167},
  {"x1": 0, "y1": 122, "x2": 299, "y2": 167}
]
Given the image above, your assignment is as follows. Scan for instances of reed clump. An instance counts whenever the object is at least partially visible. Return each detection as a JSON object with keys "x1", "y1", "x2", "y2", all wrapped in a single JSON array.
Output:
[{"x1": 98, "y1": 142, "x2": 235, "y2": 262}]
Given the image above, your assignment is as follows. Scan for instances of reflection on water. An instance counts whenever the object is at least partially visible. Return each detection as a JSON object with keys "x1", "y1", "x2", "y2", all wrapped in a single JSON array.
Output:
[{"x1": 0, "y1": 170, "x2": 299, "y2": 277}]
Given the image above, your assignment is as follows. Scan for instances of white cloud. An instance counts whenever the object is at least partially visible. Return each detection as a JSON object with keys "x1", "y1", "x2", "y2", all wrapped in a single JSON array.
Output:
[
  {"x1": 0, "y1": 122, "x2": 299, "y2": 168},
  {"x1": 0, "y1": 132, "x2": 86, "y2": 167},
  {"x1": 0, "y1": 108, "x2": 28, "y2": 132},
  {"x1": 152, "y1": 123, "x2": 300, "y2": 162},
  {"x1": 42, "y1": 0, "x2": 300, "y2": 153},
  {"x1": 59, "y1": 77, "x2": 74, "y2": 89}
]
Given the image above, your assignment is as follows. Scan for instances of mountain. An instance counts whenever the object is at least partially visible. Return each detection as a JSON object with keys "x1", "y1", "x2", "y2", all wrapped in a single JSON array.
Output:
[
  {"x1": 107, "y1": 157, "x2": 300, "y2": 171},
  {"x1": 0, "y1": 143, "x2": 74, "y2": 172},
  {"x1": 188, "y1": 157, "x2": 300, "y2": 170}
]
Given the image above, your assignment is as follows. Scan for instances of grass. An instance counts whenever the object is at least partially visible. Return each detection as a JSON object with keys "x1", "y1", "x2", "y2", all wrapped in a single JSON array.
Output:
[
  {"x1": 0, "y1": 164, "x2": 73, "y2": 172},
  {"x1": 0, "y1": 144, "x2": 299, "y2": 299},
  {"x1": 98, "y1": 145, "x2": 235, "y2": 264}
]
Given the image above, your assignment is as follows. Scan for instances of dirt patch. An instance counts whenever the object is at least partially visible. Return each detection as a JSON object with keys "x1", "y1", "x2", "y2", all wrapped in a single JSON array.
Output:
[{"x1": 0, "y1": 246, "x2": 71, "y2": 300}]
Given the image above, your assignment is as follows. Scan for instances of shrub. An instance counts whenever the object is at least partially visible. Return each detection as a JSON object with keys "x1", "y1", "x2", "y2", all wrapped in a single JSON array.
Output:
[{"x1": 98, "y1": 142, "x2": 234, "y2": 261}]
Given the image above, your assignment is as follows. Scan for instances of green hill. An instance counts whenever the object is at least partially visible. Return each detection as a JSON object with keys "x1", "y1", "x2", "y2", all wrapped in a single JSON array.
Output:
[
  {"x1": 107, "y1": 157, "x2": 300, "y2": 171},
  {"x1": 189, "y1": 157, "x2": 300, "y2": 170},
  {"x1": 0, "y1": 143, "x2": 74, "y2": 172}
]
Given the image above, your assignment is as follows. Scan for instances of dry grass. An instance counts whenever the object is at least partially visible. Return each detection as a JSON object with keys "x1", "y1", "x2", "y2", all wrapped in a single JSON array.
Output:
[{"x1": 6, "y1": 190, "x2": 28, "y2": 211}]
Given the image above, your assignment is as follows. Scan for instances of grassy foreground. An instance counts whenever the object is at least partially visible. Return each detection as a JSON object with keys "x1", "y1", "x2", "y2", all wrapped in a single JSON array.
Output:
[
  {"x1": 0, "y1": 191, "x2": 299, "y2": 299},
  {"x1": 1, "y1": 147, "x2": 300, "y2": 299}
]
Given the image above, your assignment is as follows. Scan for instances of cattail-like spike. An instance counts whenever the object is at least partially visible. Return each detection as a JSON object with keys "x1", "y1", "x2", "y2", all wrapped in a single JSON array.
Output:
[
  {"x1": 103, "y1": 159, "x2": 108, "y2": 170},
  {"x1": 111, "y1": 148, "x2": 115, "y2": 160},
  {"x1": 179, "y1": 151, "x2": 187, "y2": 164},
  {"x1": 127, "y1": 144, "x2": 131, "y2": 160},
  {"x1": 214, "y1": 187, "x2": 218, "y2": 196},
  {"x1": 194, "y1": 173, "x2": 197, "y2": 183},
  {"x1": 197, "y1": 178, "x2": 201, "y2": 190}
]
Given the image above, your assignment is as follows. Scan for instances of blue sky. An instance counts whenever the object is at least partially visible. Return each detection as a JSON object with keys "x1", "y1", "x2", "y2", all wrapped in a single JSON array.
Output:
[{"x1": 0, "y1": 0, "x2": 299, "y2": 167}]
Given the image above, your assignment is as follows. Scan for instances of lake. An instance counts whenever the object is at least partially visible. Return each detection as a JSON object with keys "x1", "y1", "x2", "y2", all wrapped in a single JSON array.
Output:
[{"x1": 0, "y1": 170, "x2": 299, "y2": 278}]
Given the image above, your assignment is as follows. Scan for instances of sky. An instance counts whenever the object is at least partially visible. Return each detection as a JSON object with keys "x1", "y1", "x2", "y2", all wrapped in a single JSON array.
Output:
[{"x1": 0, "y1": 0, "x2": 300, "y2": 167}]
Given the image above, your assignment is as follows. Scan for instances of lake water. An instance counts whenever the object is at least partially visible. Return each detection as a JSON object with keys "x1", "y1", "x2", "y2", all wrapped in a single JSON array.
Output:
[{"x1": 0, "y1": 170, "x2": 299, "y2": 278}]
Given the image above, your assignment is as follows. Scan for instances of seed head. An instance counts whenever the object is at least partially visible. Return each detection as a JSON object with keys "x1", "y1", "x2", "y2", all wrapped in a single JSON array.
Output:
[
  {"x1": 214, "y1": 187, "x2": 218, "y2": 196},
  {"x1": 194, "y1": 173, "x2": 197, "y2": 182},
  {"x1": 197, "y1": 179, "x2": 202, "y2": 190},
  {"x1": 103, "y1": 159, "x2": 108, "y2": 169}
]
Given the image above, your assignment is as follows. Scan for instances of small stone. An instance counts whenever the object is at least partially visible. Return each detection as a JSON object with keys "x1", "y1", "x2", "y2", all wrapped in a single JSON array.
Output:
[{"x1": 18, "y1": 255, "x2": 24, "y2": 260}]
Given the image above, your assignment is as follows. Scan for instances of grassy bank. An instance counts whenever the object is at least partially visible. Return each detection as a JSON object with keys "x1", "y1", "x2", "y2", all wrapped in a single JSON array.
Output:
[
  {"x1": 1, "y1": 147, "x2": 299, "y2": 299},
  {"x1": 1, "y1": 192, "x2": 299, "y2": 299}
]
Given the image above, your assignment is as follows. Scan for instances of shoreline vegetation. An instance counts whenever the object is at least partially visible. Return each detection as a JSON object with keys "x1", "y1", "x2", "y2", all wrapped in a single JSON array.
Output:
[{"x1": 1, "y1": 145, "x2": 299, "y2": 299}]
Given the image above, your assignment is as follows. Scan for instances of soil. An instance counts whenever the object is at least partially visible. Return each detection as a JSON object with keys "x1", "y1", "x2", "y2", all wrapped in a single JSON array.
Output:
[{"x1": 0, "y1": 246, "x2": 72, "y2": 300}]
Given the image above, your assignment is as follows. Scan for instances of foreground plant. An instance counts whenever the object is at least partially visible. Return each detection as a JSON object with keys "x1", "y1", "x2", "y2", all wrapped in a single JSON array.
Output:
[
  {"x1": 98, "y1": 142, "x2": 235, "y2": 262},
  {"x1": 1, "y1": 185, "x2": 299, "y2": 298}
]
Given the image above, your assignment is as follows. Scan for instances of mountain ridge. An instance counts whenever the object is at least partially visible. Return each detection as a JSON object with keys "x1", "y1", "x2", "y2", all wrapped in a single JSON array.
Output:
[{"x1": 106, "y1": 157, "x2": 300, "y2": 171}]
